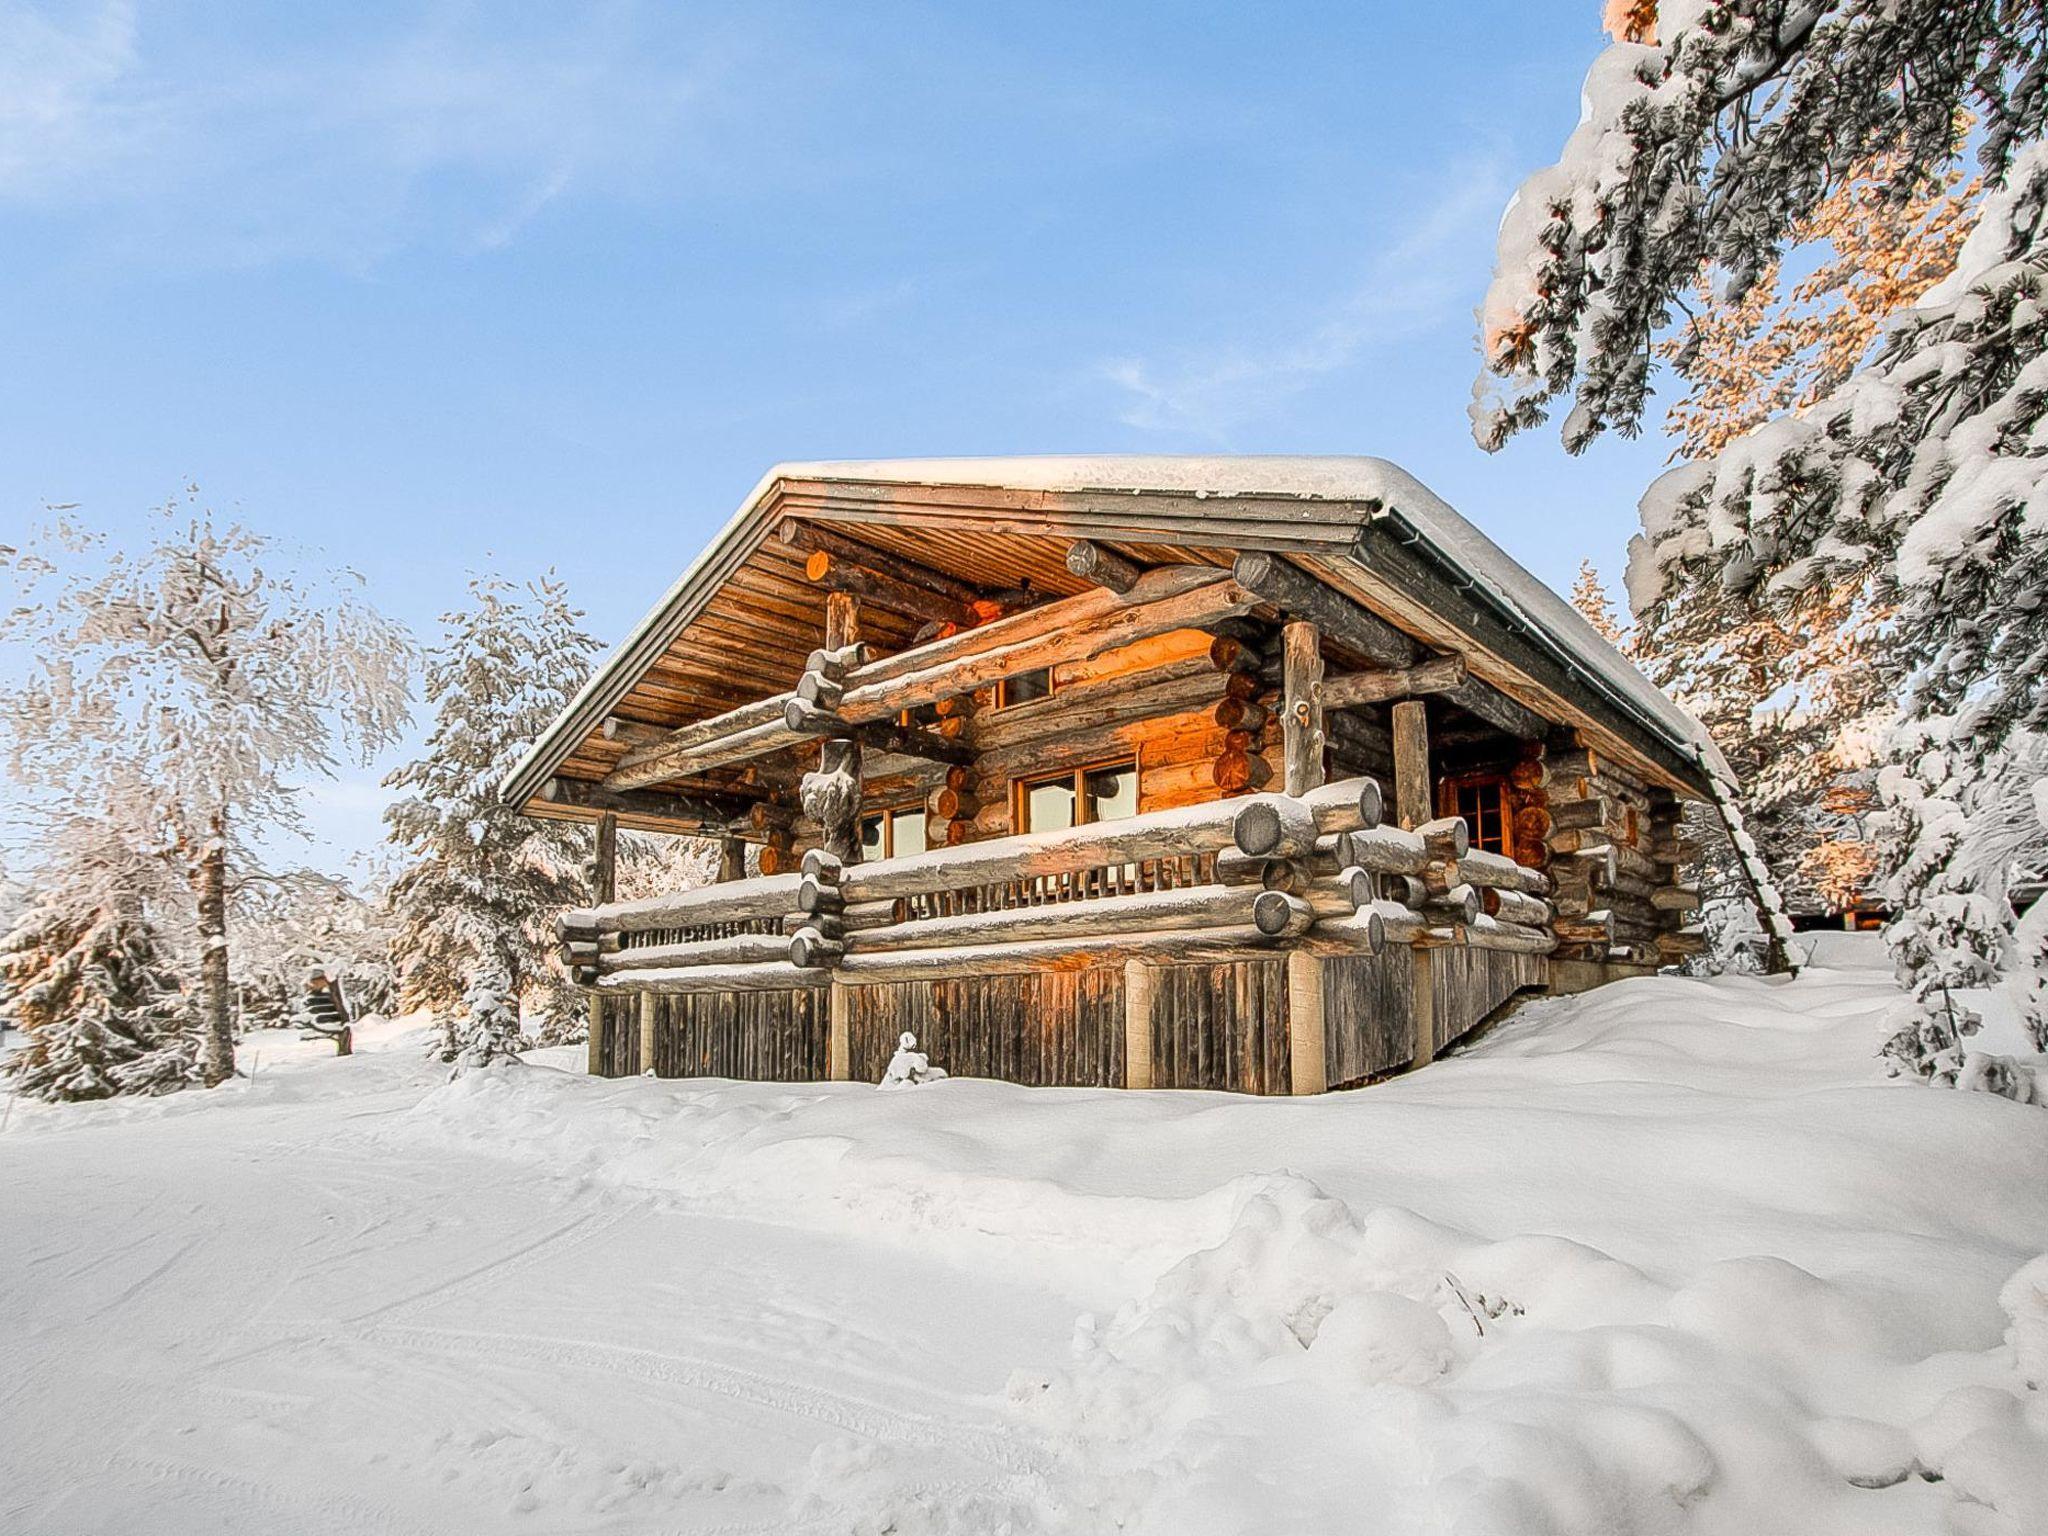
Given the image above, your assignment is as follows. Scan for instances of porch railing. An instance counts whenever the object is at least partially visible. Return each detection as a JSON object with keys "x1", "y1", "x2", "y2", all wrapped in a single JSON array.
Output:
[{"x1": 557, "y1": 776, "x2": 1554, "y2": 994}]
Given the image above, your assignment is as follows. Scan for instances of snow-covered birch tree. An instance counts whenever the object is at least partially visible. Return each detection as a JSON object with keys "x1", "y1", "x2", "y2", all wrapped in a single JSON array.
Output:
[
  {"x1": 382, "y1": 572, "x2": 599, "y2": 1048},
  {"x1": 0, "y1": 495, "x2": 414, "y2": 1086},
  {"x1": 1472, "y1": 3, "x2": 2048, "y2": 1067}
]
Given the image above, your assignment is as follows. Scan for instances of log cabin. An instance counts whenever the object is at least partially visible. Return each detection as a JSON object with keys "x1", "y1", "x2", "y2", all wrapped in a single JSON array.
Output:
[{"x1": 503, "y1": 457, "x2": 1731, "y2": 1095}]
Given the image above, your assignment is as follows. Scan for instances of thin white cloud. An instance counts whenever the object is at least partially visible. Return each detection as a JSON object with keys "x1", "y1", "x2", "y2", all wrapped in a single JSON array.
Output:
[
  {"x1": 1097, "y1": 159, "x2": 1512, "y2": 440},
  {"x1": 0, "y1": 0, "x2": 761, "y2": 268}
]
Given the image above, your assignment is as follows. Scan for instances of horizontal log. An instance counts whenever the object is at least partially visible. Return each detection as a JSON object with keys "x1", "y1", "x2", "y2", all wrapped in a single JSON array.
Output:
[
  {"x1": 831, "y1": 793, "x2": 1247, "y2": 904},
  {"x1": 1416, "y1": 817, "x2": 1469, "y2": 862},
  {"x1": 832, "y1": 924, "x2": 1294, "y2": 982},
  {"x1": 1300, "y1": 905, "x2": 1388, "y2": 956},
  {"x1": 787, "y1": 927, "x2": 846, "y2": 968},
  {"x1": 1394, "y1": 879, "x2": 1480, "y2": 925},
  {"x1": 1339, "y1": 824, "x2": 1431, "y2": 876},
  {"x1": 1230, "y1": 777, "x2": 1385, "y2": 857},
  {"x1": 1548, "y1": 796, "x2": 1612, "y2": 833},
  {"x1": 596, "y1": 961, "x2": 832, "y2": 994},
  {"x1": 1650, "y1": 886, "x2": 1703, "y2": 913},
  {"x1": 1464, "y1": 915, "x2": 1558, "y2": 955},
  {"x1": 1366, "y1": 900, "x2": 1441, "y2": 948},
  {"x1": 605, "y1": 696, "x2": 802, "y2": 792},
  {"x1": 1233, "y1": 550, "x2": 1544, "y2": 738},
  {"x1": 1459, "y1": 848, "x2": 1553, "y2": 896},
  {"x1": 1480, "y1": 887, "x2": 1553, "y2": 926},
  {"x1": 835, "y1": 567, "x2": 1255, "y2": 722},
  {"x1": 1656, "y1": 928, "x2": 1708, "y2": 957},
  {"x1": 586, "y1": 872, "x2": 804, "y2": 934},
  {"x1": 538, "y1": 776, "x2": 747, "y2": 832},
  {"x1": 805, "y1": 549, "x2": 978, "y2": 629},
  {"x1": 783, "y1": 696, "x2": 976, "y2": 765},
  {"x1": 1321, "y1": 653, "x2": 1467, "y2": 711},
  {"x1": 842, "y1": 883, "x2": 1311, "y2": 954},
  {"x1": 781, "y1": 520, "x2": 986, "y2": 607},
  {"x1": 598, "y1": 932, "x2": 789, "y2": 971},
  {"x1": 1065, "y1": 538, "x2": 1145, "y2": 593}
]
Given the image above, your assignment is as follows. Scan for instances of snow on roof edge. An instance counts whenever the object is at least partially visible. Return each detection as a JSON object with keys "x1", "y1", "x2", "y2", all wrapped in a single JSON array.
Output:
[{"x1": 501, "y1": 455, "x2": 1731, "y2": 809}]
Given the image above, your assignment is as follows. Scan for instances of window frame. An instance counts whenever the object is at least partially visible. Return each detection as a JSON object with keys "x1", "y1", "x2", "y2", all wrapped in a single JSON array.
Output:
[
  {"x1": 1437, "y1": 771, "x2": 1514, "y2": 859},
  {"x1": 857, "y1": 800, "x2": 927, "y2": 860},
  {"x1": 995, "y1": 668, "x2": 1057, "y2": 710},
  {"x1": 1011, "y1": 757, "x2": 1139, "y2": 835}
]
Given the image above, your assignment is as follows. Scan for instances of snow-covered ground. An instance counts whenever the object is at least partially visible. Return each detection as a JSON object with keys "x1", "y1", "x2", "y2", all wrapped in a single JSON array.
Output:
[{"x1": 4, "y1": 938, "x2": 2046, "y2": 1534}]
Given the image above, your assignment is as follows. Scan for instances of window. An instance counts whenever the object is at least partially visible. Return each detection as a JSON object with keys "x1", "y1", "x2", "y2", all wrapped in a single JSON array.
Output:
[
  {"x1": 997, "y1": 668, "x2": 1054, "y2": 708},
  {"x1": 857, "y1": 802, "x2": 928, "y2": 860},
  {"x1": 1014, "y1": 760, "x2": 1137, "y2": 834},
  {"x1": 1441, "y1": 775, "x2": 1512, "y2": 856}
]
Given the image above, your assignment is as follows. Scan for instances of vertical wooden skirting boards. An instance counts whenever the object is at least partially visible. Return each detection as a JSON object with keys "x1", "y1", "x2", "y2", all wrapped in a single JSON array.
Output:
[
  {"x1": 828, "y1": 980, "x2": 852, "y2": 1082},
  {"x1": 1391, "y1": 700, "x2": 1430, "y2": 831},
  {"x1": 1123, "y1": 957, "x2": 1157, "y2": 1089},
  {"x1": 587, "y1": 810, "x2": 619, "y2": 1077},
  {"x1": 1286, "y1": 948, "x2": 1327, "y2": 1094},
  {"x1": 637, "y1": 990, "x2": 657, "y2": 1077},
  {"x1": 1410, "y1": 947, "x2": 1436, "y2": 1069}
]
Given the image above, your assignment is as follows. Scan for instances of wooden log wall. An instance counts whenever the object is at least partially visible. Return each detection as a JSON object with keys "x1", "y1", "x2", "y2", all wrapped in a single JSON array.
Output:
[{"x1": 1540, "y1": 731, "x2": 1702, "y2": 968}]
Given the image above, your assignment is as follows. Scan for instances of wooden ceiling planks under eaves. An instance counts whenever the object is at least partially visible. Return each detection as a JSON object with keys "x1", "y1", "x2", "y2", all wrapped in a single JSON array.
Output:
[{"x1": 515, "y1": 470, "x2": 1709, "y2": 831}]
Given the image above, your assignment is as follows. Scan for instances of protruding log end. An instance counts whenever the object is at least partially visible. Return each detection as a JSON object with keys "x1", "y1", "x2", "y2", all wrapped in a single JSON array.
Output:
[
  {"x1": 1065, "y1": 538, "x2": 1143, "y2": 593},
  {"x1": 1354, "y1": 778, "x2": 1384, "y2": 831},
  {"x1": 797, "y1": 874, "x2": 845, "y2": 916},
  {"x1": 1231, "y1": 794, "x2": 1318, "y2": 858},
  {"x1": 788, "y1": 926, "x2": 846, "y2": 970},
  {"x1": 1252, "y1": 888, "x2": 1312, "y2": 937},
  {"x1": 1416, "y1": 816, "x2": 1470, "y2": 862},
  {"x1": 801, "y1": 847, "x2": 843, "y2": 883}
]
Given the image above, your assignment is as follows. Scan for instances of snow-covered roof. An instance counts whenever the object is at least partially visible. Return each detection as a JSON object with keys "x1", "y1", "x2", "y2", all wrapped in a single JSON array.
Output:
[{"x1": 502, "y1": 455, "x2": 1730, "y2": 810}]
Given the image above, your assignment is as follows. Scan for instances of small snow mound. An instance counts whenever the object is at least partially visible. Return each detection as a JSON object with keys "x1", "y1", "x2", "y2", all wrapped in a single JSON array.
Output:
[
  {"x1": 879, "y1": 1032, "x2": 947, "y2": 1090},
  {"x1": 1308, "y1": 1290, "x2": 1453, "y2": 1385},
  {"x1": 2002, "y1": 1254, "x2": 2048, "y2": 1390}
]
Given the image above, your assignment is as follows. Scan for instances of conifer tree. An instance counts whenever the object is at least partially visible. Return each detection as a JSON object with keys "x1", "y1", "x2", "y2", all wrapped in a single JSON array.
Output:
[
  {"x1": 441, "y1": 959, "x2": 524, "y2": 1074},
  {"x1": 385, "y1": 573, "x2": 600, "y2": 1027},
  {"x1": 1, "y1": 824, "x2": 198, "y2": 1102},
  {"x1": 1473, "y1": 4, "x2": 2048, "y2": 1066}
]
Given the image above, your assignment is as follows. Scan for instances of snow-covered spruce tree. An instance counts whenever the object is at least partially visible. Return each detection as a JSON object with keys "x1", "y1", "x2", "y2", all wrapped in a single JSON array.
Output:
[
  {"x1": 0, "y1": 823, "x2": 198, "y2": 1102},
  {"x1": 443, "y1": 960, "x2": 524, "y2": 1075},
  {"x1": 0, "y1": 497, "x2": 413, "y2": 1086},
  {"x1": 384, "y1": 573, "x2": 600, "y2": 1045},
  {"x1": 1474, "y1": 5, "x2": 2048, "y2": 1068}
]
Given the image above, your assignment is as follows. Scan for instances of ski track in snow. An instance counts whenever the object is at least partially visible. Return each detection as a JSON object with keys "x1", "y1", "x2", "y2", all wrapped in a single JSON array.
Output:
[{"x1": 4, "y1": 956, "x2": 2047, "y2": 1534}]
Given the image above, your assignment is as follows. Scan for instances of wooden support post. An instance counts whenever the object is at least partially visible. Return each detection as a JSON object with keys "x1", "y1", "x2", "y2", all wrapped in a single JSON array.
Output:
[
  {"x1": 802, "y1": 593, "x2": 865, "y2": 861},
  {"x1": 1286, "y1": 948, "x2": 1327, "y2": 1095},
  {"x1": 637, "y1": 991, "x2": 658, "y2": 1077},
  {"x1": 1282, "y1": 620, "x2": 1325, "y2": 799},
  {"x1": 1392, "y1": 700, "x2": 1430, "y2": 831},
  {"x1": 1410, "y1": 947, "x2": 1435, "y2": 1068},
  {"x1": 828, "y1": 980, "x2": 851, "y2": 1082},
  {"x1": 718, "y1": 835, "x2": 747, "y2": 882},
  {"x1": 587, "y1": 811, "x2": 619, "y2": 1076},
  {"x1": 1123, "y1": 958, "x2": 1156, "y2": 1089}
]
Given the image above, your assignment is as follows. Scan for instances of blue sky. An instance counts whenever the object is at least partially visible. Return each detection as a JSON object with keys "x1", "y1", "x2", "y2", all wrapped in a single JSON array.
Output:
[{"x1": 0, "y1": 0, "x2": 1674, "y2": 869}]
